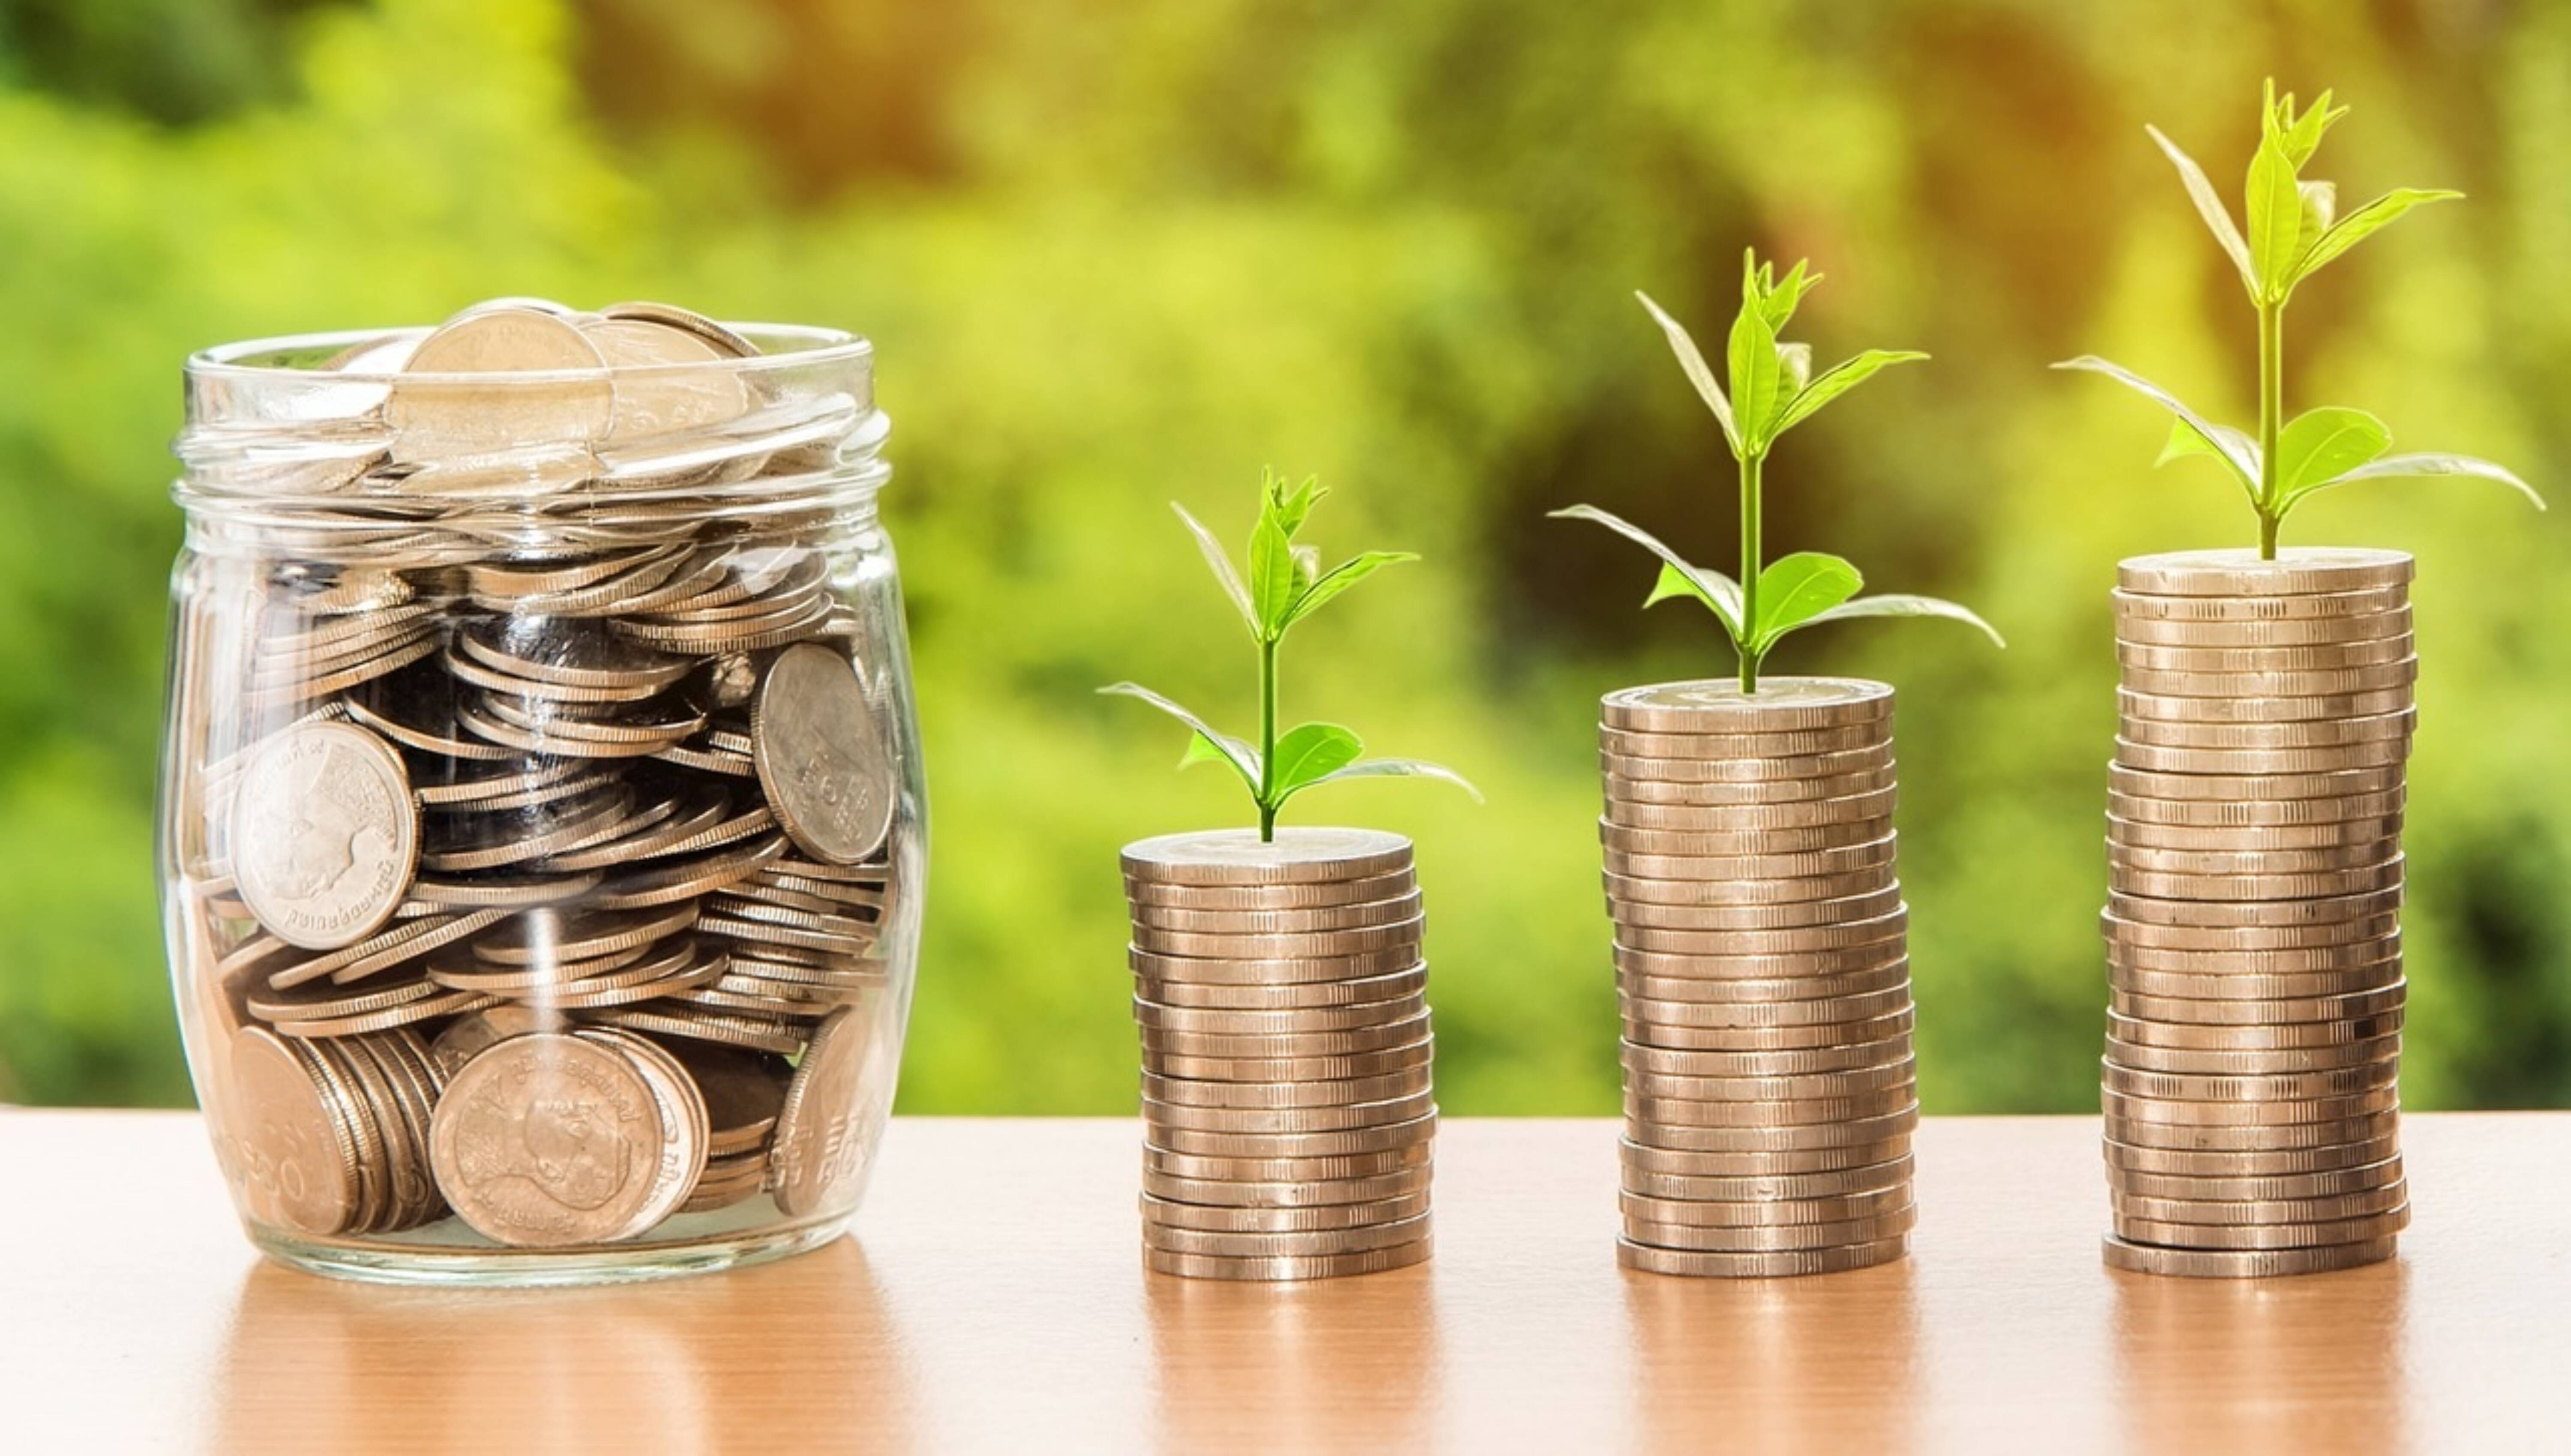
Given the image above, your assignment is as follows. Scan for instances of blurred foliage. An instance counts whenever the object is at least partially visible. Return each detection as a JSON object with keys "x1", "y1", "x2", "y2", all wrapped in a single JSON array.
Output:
[{"x1": 0, "y1": 0, "x2": 2565, "y2": 1115}]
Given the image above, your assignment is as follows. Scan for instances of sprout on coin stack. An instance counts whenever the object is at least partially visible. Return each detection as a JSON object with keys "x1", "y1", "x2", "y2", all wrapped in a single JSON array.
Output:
[
  {"x1": 1102, "y1": 469, "x2": 1476, "y2": 1281},
  {"x1": 164, "y1": 298, "x2": 916, "y2": 1276},
  {"x1": 2059, "y1": 84, "x2": 2542, "y2": 1276},
  {"x1": 1553, "y1": 254, "x2": 2001, "y2": 1276}
]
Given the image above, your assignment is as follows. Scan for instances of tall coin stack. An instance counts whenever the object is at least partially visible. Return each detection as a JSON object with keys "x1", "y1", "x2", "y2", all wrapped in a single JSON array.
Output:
[
  {"x1": 1600, "y1": 680, "x2": 1920, "y2": 1277},
  {"x1": 2102, "y1": 548, "x2": 2415, "y2": 1277},
  {"x1": 1122, "y1": 827, "x2": 1435, "y2": 1281}
]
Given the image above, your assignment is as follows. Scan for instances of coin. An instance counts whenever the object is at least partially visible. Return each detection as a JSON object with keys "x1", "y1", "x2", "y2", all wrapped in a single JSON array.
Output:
[
  {"x1": 1599, "y1": 742, "x2": 1894, "y2": 783},
  {"x1": 1620, "y1": 1136, "x2": 1912, "y2": 1179},
  {"x1": 1136, "y1": 964, "x2": 1429, "y2": 1011},
  {"x1": 1623, "y1": 1007, "x2": 1917, "y2": 1054},
  {"x1": 1627, "y1": 1087, "x2": 1917, "y2": 1129},
  {"x1": 1122, "y1": 868, "x2": 1416, "y2": 910},
  {"x1": 1620, "y1": 1152, "x2": 1914, "y2": 1202},
  {"x1": 1129, "y1": 914, "x2": 1426, "y2": 960},
  {"x1": 1616, "y1": 1235, "x2": 1907, "y2": 1277},
  {"x1": 2103, "y1": 1133, "x2": 2401, "y2": 1177},
  {"x1": 230, "y1": 722, "x2": 419, "y2": 951},
  {"x1": 1622, "y1": 986, "x2": 1915, "y2": 1031},
  {"x1": 2114, "y1": 634, "x2": 2414, "y2": 673},
  {"x1": 1599, "y1": 765, "x2": 1899, "y2": 805},
  {"x1": 1619, "y1": 1183, "x2": 1912, "y2": 1227},
  {"x1": 2106, "y1": 1154, "x2": 2403, "y2": 1203},
  {"x1": 1615, "y1": 869, "x2": 1903, "y2": 916},
  {"x1": 1132, "y1": 998, "x2": 1429, "y2": 1040},
  {"x1": 1600, "y1": 820, "x2": 1896, "y2": 862},
  {"x1": 1147, "y1": 1037, "x2": 1435, "y2": 1085},
  {"x1": 1612, "y1": 941, "x2": 1909, "y2": 980},
  {"x1": 1142, "y1": 1190, "x2": 1432, "y2": 1233},
  {"x1": 2108, "y1": 982, "x2": 2407, "y2": 1026},
  {"x1": 2107, "y1": 761, "x2": 2406, "y2": 803},
  {"x1": 1141, "y1": 1090, "x2": 1438, "y2": 1136},
  {"x1": 2115, "y1": 707, "x2": 2415, "y2": 750},
  {"x1": 2106, "y1": 814, "x2": 2405, "y2": 851},
  {"x1": 1603, "y1": 785, "x2": 1899, "y2": 831},
  {"x1": 1140, "y1": 1164, "x2": 1431, "y2": 1208},
  {"x1": 770, "y1": 1004, "x2": 875, "y2": 1216},
  {"x1": 227, "y1": 1027, "x2": 361, "y2": 1235},
  {"x1": 2114, "y1": 547, "x2": 2413, "y2": 596},
  {"x1": 2098, "y1": 1059, "x2": 2398, "y2": 1102},
  {"x1": 2106, "y1": 936, "x2": 2402, "y2": 976},
  {"x1": 2113, "y1": 737, "x2": 2410, "y2": 777},
  {"x1": 2108, "y1": 964, "x2": 2404, "y2": 1002},
  {"x1": 2110, "y1": 1180, "x2": 2409, "y2": 1227},
  {"x1": 2106, "y1": 1009, "x2": 2403, "y2": 1051},
  {"x1": 1143, "y1": 1207, "x2": 1434, "y2": 1260},
  {"x1": 2099, "y1": 1234, "x2": 2397, "y2": 1277},
  {"x1": 753, "y1": 644, "x2": 896, "y2": 865},
  {"x1": 2101, "y1": 1085, "x2": 2399, "y2": 1127},
  {"x1": 2103, "y1": 1109, "x2": 2399, "y2": 1153},
  {"x1": 1621, "y1": 1033, "x2": 1913, "y2": 1078},
  {"x1": 1121, "y1": 827, "x2": 1412, "y2": 886},
  {"x1": 389, "y1": 307, "x2": 614, "y2": 466},
  {"x1": 1624, "y1": 1055, "x2": 1917, "y2": 1103},
  {"x1": 2099, "y1": 910, "x2": 2399, "y2": 951},
  {"x1": 2109, "y1": 581, "x2": 2408, "y2": 620},
  {"x1": 1600, "y1": 677, "x2": 1893, "y2": 732},
  {"x1": 2111, "y1": 1204, "x2": 2408, "y2": 1249},
  {"x1": 1617, "y1": 905, "x2": 1908, "y2": 955},
  {"x1": 2103, "y1": 1034, "x2": 2401, "y2": 1077},
  {"x1": 2104, "y1": 884, "x2": 2403, "y2": 928},
  {"x1": 428, "y1": 1032, "x2": 671, "y2": 1247},
  {"x1": 1143, "y1": 1141, "x2": 1431, "y2": 1183},
  {"x1": 1599, "y1": 835, "x2": 1899, "y2": 894},
  {"x1": 2116, "y1": 684, "x2": 2416, "y2": 725},
  {"x1": 1146, "y1": 1111, "x2": 1438, "y2": 1160},
  {"x1": 1597, "y1": 722, "x2": 1883, "y2": 758},
  {"x1": 2105, "y1": 839, "x2": 2403, "y2": 875},
  {"x1": 1142, "y1": 1066, "x2": 1433, "y2": 1110},
  {"x1": 1625, "y1": 1105, "x2": 1919, "y2": 1155},
  {"x1": 2112, "y1": 604, "x2": 2412, "y2": 645},
  {"x1": 1127, "y1": 944, "x2": 1422, "y2": 986},
  {"x1": 1621, "y1": 1202, "x2": 1916, "y2": 1252},
  {"x1": 1611, "y1": 884, "x2": 1903, "y2": 930},
  {"x1": 1618, "y1": 964, "x2": 1913, "y2": 1006},
  {"x1": 1142, "y1": 1238, "x2": 1432, "y2": 1281}
]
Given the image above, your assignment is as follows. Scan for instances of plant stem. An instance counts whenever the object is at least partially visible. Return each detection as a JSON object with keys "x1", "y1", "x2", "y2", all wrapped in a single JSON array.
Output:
[
  {"x1": 1739, "y1": 451, "x2": 1763, "y2": 693},
  {"x1": 1257, "y1": 635, "x2": 1279, "y2": 842},
  {"x1": 2257, "y1": 299, "x2": 2283, "y2": 560}
]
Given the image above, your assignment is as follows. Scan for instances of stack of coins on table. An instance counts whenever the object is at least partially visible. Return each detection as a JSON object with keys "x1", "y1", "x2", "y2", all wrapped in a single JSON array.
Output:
[
  {"x1": 1600, "y1": 680, "x2": 1920, "y2": 1277},
  {"x1": 2101, "y1": 548, "x2": 2415, "y2": 1277},
  {"x1": 1122, "y1": 827, "x2": 1435, "y2": 1281}
]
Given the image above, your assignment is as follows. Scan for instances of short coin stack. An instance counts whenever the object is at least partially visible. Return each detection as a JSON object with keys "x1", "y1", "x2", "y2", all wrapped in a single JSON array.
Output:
[
  {"x1": 2101, "y1": 547, "x2": 2415, "y2": 1277},
  {"x1": 1123, "y1": 827, "x2": 1435, "y2": 1281},
  {"x1": 1600, "y1": 679, "x2": 1920, "y2": 1277}
]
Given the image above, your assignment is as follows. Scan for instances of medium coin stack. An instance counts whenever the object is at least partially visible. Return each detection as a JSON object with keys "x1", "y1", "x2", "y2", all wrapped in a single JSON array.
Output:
[
  {"x1": 181, "y1": 298, "x2": 907, "y2": 1249},
  {"x1": 2101, "y1": 547, "x2": 2415, "y2": 1277},
  {"x1": 1122, "y1": 827, "x2": 1435, "y2": 1281},
  {"x1": 1600, "y1": 679, "x2": 1920, "y2": 1277}
]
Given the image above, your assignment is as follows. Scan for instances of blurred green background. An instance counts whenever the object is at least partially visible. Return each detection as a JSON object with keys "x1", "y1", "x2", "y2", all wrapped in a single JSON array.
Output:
[{"x1": 2, "y1": 0, "x2": 2565, "y2": 1114}]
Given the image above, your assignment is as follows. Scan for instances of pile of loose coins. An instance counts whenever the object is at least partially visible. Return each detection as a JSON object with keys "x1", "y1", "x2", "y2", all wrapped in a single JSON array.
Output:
[
  {"x1": 185, "y1": 299, "x2": 905, "y2": 1249},
  {"x1": 1600, "y1": 680, "x2": 1920, "y2": 1276},
  {"x1": 2101, "y1": 548, "x2": 2414, "y2": 1277},
  {"x1": 1122, "y1": 828, "x2": 1435, "y2": 1281}
]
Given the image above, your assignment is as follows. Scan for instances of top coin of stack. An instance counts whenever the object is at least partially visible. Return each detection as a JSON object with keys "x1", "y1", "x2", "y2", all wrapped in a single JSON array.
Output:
[
  {"x1": 1599, "y1": 679, "x2": 1920, "y2": 1278},
  {"x1": 1121, "y1": 828, "x2": 1435, "y2": 1282},
  {"x1": 2101, "y1": 548, "x2": 2415, "y2": 1278}
]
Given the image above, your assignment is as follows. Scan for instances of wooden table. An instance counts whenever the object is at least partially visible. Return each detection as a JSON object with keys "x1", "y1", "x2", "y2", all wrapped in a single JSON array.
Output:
[{"x1": 2, "y1": 1111, "x2": 2562, "y2": 1453}]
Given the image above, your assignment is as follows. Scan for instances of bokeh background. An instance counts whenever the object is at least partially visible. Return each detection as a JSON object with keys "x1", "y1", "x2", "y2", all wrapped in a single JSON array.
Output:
[{"x1": 2, "y1": 0, "x2": 2565, "y2": 1114}]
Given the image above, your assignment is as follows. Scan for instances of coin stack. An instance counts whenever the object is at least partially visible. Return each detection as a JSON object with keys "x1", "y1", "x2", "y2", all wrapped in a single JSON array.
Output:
[
  {"x1": 2101, "y1": 547, "x2": 2415, "y2": 1277},
  {"x1": 176, "y1": 299, "x2": 909, "y2": 1251},
  {"x1": 1600, "y1": 680, "x2": 1920, "y2": 1277},
  {"x1": 1122, "y1": 827, "x2": 1435, "y2": 1281}
]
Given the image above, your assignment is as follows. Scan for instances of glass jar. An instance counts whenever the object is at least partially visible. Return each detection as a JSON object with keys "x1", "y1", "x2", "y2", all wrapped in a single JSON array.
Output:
[{"x1": 160, "y1": 304, "x2": 924, "y2": 1284}]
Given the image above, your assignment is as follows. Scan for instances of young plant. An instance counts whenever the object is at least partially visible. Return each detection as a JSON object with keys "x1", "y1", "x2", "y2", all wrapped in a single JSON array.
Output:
[
  {"x1": 2058, "y1": 80, "x2": 2542, "y2": 558},
  {"x1": 1553, "y1": 252, "x2": 2001, "y2": 693},
  {"x1": 1102, "y1": 470, "x2": 1478, "y2": 841}
]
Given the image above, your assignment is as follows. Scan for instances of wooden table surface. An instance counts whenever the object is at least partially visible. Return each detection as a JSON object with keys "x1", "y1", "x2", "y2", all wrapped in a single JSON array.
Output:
[{"x1": 2, "y1": 1110, "x2": 2564, "y2": 1453}]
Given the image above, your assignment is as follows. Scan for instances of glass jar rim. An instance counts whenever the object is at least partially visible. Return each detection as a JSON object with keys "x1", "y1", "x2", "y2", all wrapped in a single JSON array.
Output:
[{"x1": 185, "y1": 321, "x2": 873, "y2": 387}]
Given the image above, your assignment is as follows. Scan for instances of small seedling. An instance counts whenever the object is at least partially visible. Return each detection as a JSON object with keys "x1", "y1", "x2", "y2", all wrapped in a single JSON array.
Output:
[
  {"x1": 2058, "y1": 80, "x2": 2542, "y2": 558},
  {"x1": 1554, "y1": 252, "x2": 2001, "y2": 692},
  {"x1": 1103, "y1": 470, "x2": 1477, "y2": 841}
]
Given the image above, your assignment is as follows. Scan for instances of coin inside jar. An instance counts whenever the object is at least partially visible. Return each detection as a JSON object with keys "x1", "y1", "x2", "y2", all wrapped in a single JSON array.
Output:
[
  {"x1": 754, "y1": 644, "x2": 897, "y2": 865},
  {"x1": 427, "y1": 1031, "x2": 676, "y2": 1248}
]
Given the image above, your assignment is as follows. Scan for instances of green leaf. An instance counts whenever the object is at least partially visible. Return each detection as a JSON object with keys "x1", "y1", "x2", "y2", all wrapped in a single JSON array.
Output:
[
  {"x1": 1749, "y1": 551, "x2": 1863, "y2": 650},
  {"x1": 1801, "y1": 592, "x2": 2006, "y2": 649},
  {"x1": 1178, "y1": 734, "x2": 1234, "y2": 769},
  {"x1": 1636, "y1": 291, "x2": 1738, "y2": 452},
  {"x1": 2053, "y1": 356, "x2": 2259, "y2": 488},
  {"x1": 2244, "y1": 127, "x2": 2305, "y2": 300},
  {"x1": 1246, "y1": 513, "x2": 1298, "y2": 638},
  {"x1": 1281, "y1": 550, "x2": 1417, "y2": 630},
  {"x1": 1293, "y1": 756, "x2": 1484, "y2": 806},
  {"x1": 2310, "y1": 452, "x2": 2545, "y2": 513},
  {"x1": 2272, "y1": 406, "x2": 2391, "y2": 500},
  {"x1": 1170, "y1": 502, "x2": 1255, "y2": 633},
  {"x1": 2145, "y1": 124, "x2": 2256, "y2": 295},
  {"x1": 1773, "y1": 349, "x2": 1930, "y2": 436},
  {"x1": 1100, "y1": 684, "x2": 1260, "y2": 797},
  {"x1": 1753, "y1": 257, "x2": 1820, "y2": 332},
  {"x1": 1727, "y1": 285, "x2": 1783, "y2": 452},
  {"x1": 1549, "y1": 504, "x2": 1744, "y2": 642},
  {"x1": 1272, "y1": 473, "x2": 1325, "y2": 536},
  {"x1": 1644, "y1": 561, "x2": 1746, "y2": 628},
  {"x1": 1097, "y1": 683, "x2": 1259, "y2": 791},
  {"x1": 2292, "y1": 188, "x2": 2463, "y2": 285},
  {"x1": 1268, "y1": 722, "x2": 1364, "y2": 796}
]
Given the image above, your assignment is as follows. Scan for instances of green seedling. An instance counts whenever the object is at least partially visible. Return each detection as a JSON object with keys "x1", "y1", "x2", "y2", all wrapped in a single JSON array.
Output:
[
  {"x1": 1554, "y1": 252, "x2": 2001, "y2": 692},
  {"x1": 1103, "y1": 469, "x2": 1478, "y2": 841},
  {"x1": 2059, "y1": 80, "x2": 2541, "y2": 557}
]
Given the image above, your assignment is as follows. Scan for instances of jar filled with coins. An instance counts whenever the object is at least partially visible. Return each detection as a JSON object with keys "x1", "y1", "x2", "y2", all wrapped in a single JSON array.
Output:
[{"x1": 162, "y1": 301, "x2": 923, "y2": 1282}]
